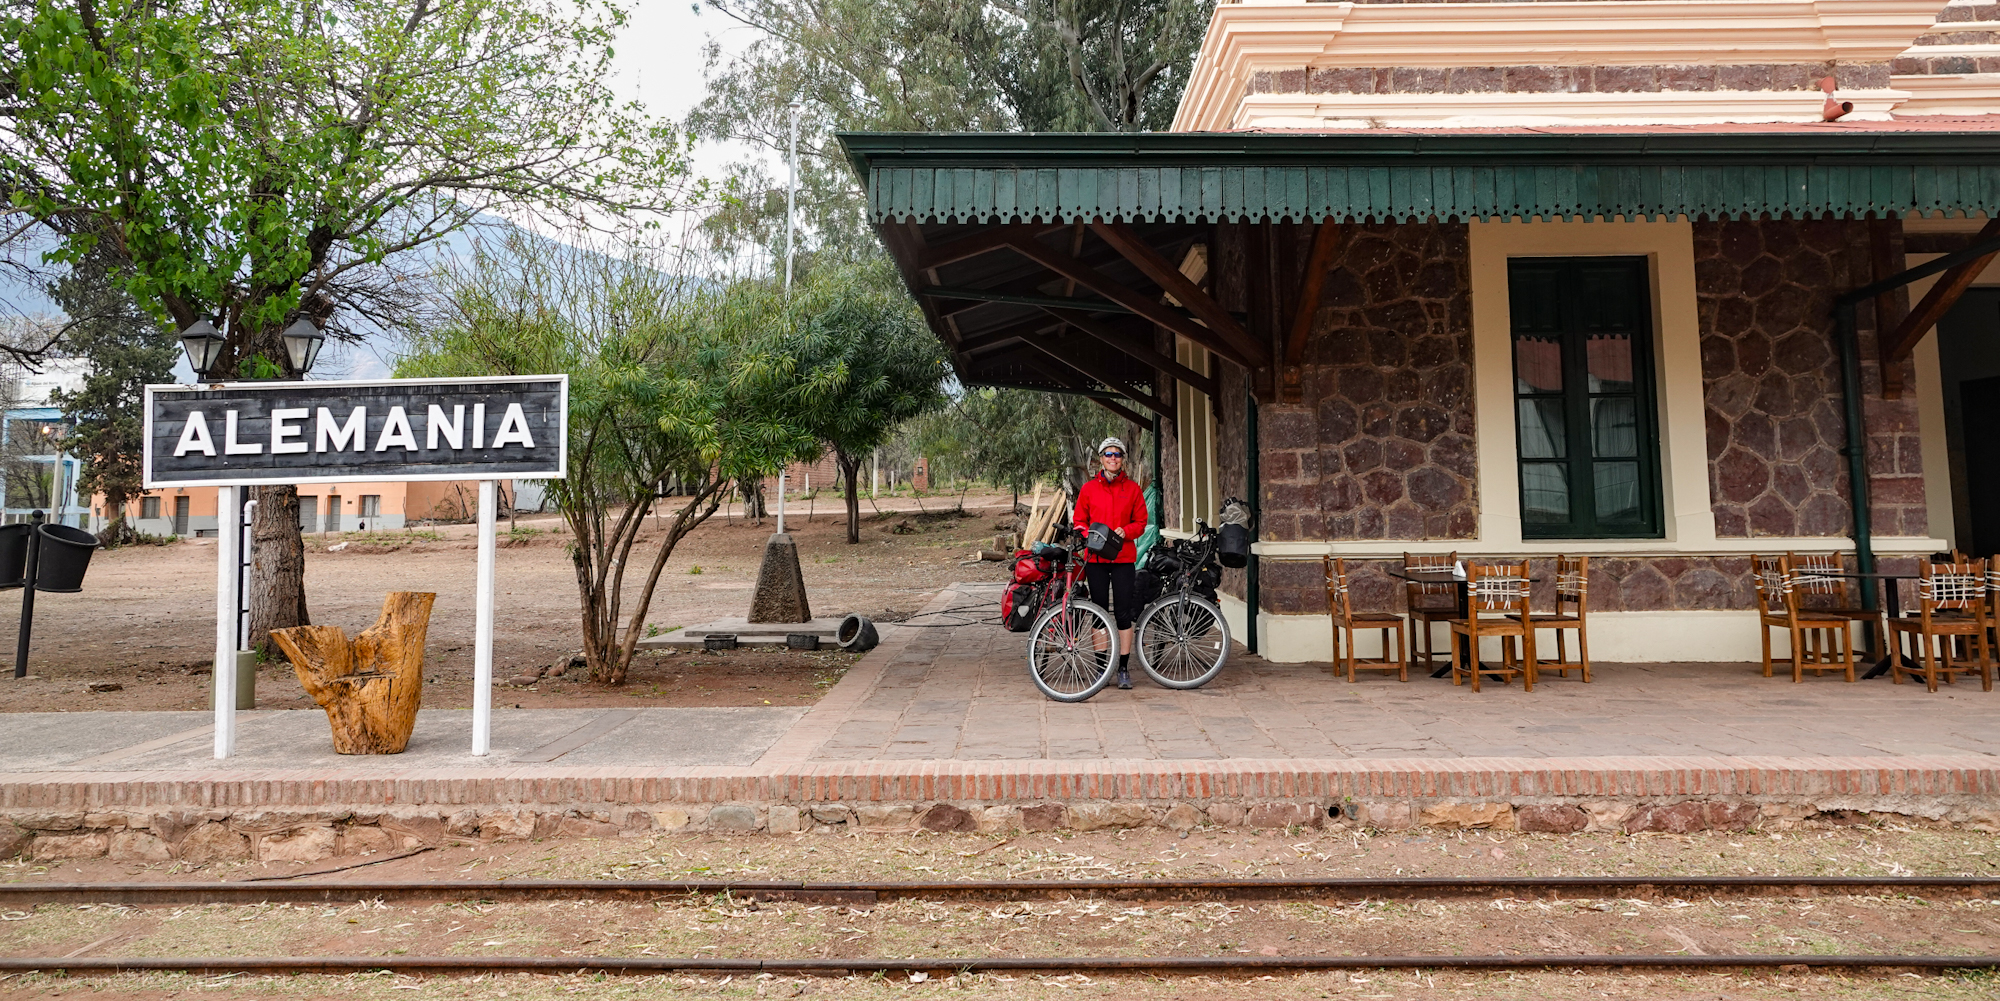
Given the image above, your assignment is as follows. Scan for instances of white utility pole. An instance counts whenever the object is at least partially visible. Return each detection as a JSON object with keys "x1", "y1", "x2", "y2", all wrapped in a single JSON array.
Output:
[
  {"x1": 872, "y1": 449, "x2": 879, "y2": 498},
  {"x1": 472, "y1": 480, "x2": 497, "y2": 755},
  {"x1": 784, "y1": 99, "x2": 802, "y2": 290},
  {"x1": 776, "y1": 471, "x2": 787, "y2": 535}
]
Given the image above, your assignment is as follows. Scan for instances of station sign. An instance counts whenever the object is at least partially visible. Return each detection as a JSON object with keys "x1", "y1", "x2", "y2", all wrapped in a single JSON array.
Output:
[{"x1": 143, "y1": 375, "x2": 568, "y2": 487}]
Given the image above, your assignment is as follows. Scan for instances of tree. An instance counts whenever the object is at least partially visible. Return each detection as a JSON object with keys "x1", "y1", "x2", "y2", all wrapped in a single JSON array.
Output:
[
  {"x1": 43, "y1": 243, "x2": 177, "y2": 545},
  {"x1": 912, "y1": 385, "x2": 1127, "y2": 499},
  {"x1": 399, "y1": 230, "x2": 808, "y2": 685},
  {"x1": 735, "y1": 259, "x2": 947, "y2": 543},
  {"x1": 687, "y1": 0, "x2": 1212, "y2": 259},
  {"x1": 1, "y1": 0, "x2": 693, "y2": 648}
]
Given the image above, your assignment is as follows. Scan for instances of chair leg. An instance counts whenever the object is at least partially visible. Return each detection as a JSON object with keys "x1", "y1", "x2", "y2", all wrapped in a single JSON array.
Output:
[
  {"x1": 1919, "y1": 633, "x2": 1940, "y2": 693},
  {"x1": 1522, "y1": 627, "x2": 1537, "y2": 692},
  {"x1": 1577, "y1": 624, "x2": 1592, "y2": 684},
  {"x1": 1841, "y1": 622, "x2": 1855, "y2": 683},
  {"x1": 1397, "y1": 622, "x2": 1409, "y2": 682},
  {"x1": 1761, "y1": 623, "x2": 1773, "y2": 678},
  {"x1": 1790, "y1": 626, "x2": 1805, "y2": 683},
  {"x1": 1890, "y1": 628, "x2": 1906, "y2": 684}
]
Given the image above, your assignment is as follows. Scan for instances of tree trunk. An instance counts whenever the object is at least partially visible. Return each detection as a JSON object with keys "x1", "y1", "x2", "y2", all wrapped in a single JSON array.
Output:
[
  {"x1": 837, "y1": 449, "x2": 864, "y2": 544},
  {"x1": 269, "y1": 591, "x2": 435, "y2": 754},
  {"x1": 250, "y1": 484, "x2": 309, "y2": 653}
]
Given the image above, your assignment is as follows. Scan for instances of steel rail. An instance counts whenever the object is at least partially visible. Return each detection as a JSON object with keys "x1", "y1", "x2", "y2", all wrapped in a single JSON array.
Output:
[
  {"x1": 1, "y1": 954, "x2": 1996, "y2": 976},
  {"x1": 3, "y1": 875, "x2": 1995, "y2": 907}
]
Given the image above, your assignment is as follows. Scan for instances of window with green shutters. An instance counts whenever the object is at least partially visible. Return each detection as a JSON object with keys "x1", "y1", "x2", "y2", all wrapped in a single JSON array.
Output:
[{"x1": 1509, "y1": 257, "x2": 1663, "y2": 539}]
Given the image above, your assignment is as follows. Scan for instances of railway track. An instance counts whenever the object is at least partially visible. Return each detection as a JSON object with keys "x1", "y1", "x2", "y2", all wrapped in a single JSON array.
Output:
[
  {"x1": 2, "y1": 876, "x2": 1995, "y2": 977},
  {"x1": 5, "y1": 874, "x2": 1996, "y2": 906}
]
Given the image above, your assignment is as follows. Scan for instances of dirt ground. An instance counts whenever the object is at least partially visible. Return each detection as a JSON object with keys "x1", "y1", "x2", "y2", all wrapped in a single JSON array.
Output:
[
  {"x1": 2, "y1": 826, "x2": 1997, "y2": 1000},
  {"x1": 0, "y1": 494, "x2": 1016, "y2": 713}
]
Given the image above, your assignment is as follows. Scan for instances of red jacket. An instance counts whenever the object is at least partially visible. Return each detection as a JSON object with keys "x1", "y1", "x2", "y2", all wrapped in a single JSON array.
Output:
[{"x1": 1073, "y1": 471, "x2": 1148, "y2": 563}]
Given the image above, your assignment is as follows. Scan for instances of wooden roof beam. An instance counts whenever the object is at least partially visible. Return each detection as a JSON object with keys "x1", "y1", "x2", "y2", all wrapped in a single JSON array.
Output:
[
  {"x1": 1879, "y1": 216, "x2": 2000, "y2": 398},
  {"x1": 1022, "y1": 356, "x2": 1153, "y2": 427},
  {"x1": 1004, "y1": 230, "x2": 1259, "y2": 370},
  {"x1": 1088, "y1": 221, "x2": 1272, "y2": 367},
  {"x1": 1038, "y1": 306, "x2": 1218, "y2": 400}
]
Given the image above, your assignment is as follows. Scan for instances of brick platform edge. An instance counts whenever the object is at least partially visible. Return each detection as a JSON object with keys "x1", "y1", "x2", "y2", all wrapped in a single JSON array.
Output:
[{"x1": 4, "y1": 755, "x2": 1998, "y2": 863}]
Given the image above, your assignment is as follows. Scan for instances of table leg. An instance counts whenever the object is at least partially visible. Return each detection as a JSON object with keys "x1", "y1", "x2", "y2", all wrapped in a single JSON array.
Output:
[{"x1": 1863, "y1": 578, "x2": 1902, "y2": 679}]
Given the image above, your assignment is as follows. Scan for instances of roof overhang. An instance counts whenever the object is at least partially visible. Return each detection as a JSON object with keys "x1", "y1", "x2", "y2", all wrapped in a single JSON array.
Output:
[
  {"x1": 842, "y1": 125, "x2": 2000, "y2": 225},
  {"x1": 841, "y1": 126, "x2": 2000, "y2": 404}
]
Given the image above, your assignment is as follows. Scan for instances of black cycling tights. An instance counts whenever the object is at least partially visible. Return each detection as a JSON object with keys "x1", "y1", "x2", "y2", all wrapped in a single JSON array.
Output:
[{"x1": 1085, "y1": 562, "x2": 1138, "y2": 630}]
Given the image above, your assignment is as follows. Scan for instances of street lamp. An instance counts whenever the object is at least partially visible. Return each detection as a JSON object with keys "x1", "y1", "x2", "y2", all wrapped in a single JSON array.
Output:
[
  {"x1": 280, "y1": 318, "x2": 325, "y2": 376},
  {"x1": 177, "y1": 320, "x2": 228, "y2": 381}
]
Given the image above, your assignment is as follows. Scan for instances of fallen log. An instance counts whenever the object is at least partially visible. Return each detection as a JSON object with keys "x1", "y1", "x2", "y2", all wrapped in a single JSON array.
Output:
[{"x1": 269, "y1": 592, "x2": 437, "y2": 754}]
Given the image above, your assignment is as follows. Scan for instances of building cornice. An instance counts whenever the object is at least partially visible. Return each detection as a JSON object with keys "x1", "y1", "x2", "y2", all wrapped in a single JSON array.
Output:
[
  {"x1": 1174, "y1": 0, "x2": 1951, "y2": 131},
  {"x1": 1235, "y1": 87, "x2": 1911, "y2": 129}
]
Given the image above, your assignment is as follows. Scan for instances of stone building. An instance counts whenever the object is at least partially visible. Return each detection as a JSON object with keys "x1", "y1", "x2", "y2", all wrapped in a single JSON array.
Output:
[{"x1": 842, "y1": 0, "x2": 2000, "y2": 663}]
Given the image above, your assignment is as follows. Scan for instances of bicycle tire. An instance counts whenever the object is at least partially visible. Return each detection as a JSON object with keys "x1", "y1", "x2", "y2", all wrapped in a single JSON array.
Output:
[
  {"x1": 1135, "y1": 593, "x2": 1230, "y2": 689},
  {"x1": 1027, "y1": 599, "x2": 1118, "y2": 702}
]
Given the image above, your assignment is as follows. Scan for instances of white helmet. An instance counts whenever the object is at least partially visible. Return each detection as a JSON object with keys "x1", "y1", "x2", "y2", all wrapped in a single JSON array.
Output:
[{"x1": 1098, "y1": 436, "x2": 1127, "y2": 456}]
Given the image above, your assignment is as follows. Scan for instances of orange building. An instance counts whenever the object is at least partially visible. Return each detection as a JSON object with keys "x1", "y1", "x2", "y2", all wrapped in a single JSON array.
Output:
[{"x1": 109, "y1": 480, "x2": 518, "y2": 537}]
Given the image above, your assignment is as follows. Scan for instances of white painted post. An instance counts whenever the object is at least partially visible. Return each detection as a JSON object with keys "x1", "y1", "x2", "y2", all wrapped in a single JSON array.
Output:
[
  {"x1": 214, "y1": 485, "x2": 240, "y2": 759},
  {"x1": 776, "y1": 471, "x2": 786, "y2": 535},
  {"x1": 473, "y1": 479, "x2": 497, "y2": 755}
]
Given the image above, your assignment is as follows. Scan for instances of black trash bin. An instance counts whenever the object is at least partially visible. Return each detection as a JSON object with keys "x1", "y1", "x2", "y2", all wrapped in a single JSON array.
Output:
[
  {"x1": 0, "y1": 525, "x2": 29, "y2": 590},
  {"x1": 33, "y1": 523, "x2": 99, "y2": 593}
]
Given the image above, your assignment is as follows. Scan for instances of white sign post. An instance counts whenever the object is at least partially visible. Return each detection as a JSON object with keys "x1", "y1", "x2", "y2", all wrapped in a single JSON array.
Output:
[
  {"x1": 145, "y1": 376, "x2": 568, "y2": 760},
  {"x1": 213, "y1": 485, "x2": 240, "y2": 759},
  {"x1": 472, "y1": 479, "x2": 498, "y2": 755}
]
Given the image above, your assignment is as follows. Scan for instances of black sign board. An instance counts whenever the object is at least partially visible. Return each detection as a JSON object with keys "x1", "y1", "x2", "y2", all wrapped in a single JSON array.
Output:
[{"x1": 143, "y1": 376, "x2": 568, "y2": 487}]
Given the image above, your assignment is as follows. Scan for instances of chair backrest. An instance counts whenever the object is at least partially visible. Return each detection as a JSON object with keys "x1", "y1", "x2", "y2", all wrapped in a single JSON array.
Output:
[
  {"x1": 1465, "y1": 560, "x2": 1531, "y2": 616},
  {"x1": 1553, "y1": 554, "x2": 1588, "y2": 618},
  {"x1": 1752, "y1": 554, "x2": 1787, "y2": 618},
  {"x1": 1918, "y1": 556, "x2": 1989, "y2": 619},
  {"x1": 1323, "y1": 556, "x2": 1354, "y2": 624},
  {"x1": 1787, "y1": 552, "x2": 1852, "y2": 607},
  {"x1": 1403, "y1": 551, "x2": 1457, "y2": 607}
]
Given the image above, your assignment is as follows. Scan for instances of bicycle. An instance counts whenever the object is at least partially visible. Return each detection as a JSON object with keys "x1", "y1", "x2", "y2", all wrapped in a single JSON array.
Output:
[
  {"x1": 1023, "y1": 529, "x2": 1120, "y2": 702},
  {"x1": 1133, "y1": 518, "x2": 1232, "y2": 689}
]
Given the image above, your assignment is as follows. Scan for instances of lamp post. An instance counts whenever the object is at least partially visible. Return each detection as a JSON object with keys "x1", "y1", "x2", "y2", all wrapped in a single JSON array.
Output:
[
  {"x1": 177, "y1": 320, "x2": 228, "y2": 382},
  {"x1": 280, "y1": 318, "x2": 325, "y2": 376},
  {"x1": 784, "y1": 98, "x2": 801, "y2": 291}
]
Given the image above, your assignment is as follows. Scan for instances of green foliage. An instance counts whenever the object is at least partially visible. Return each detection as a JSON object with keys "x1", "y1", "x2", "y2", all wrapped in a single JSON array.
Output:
[
  {"x1": 2, "y1": 0, "x2": 692, "y2": 368},
  {"x1": 40, "y1": 241, "x2": 178, "y2": 544},
  {"x1": 398, "y1": 230, "x2": 810, "y2": 684},
  {"x1": 688, "y1": 0, "x2": 1212, "y2": 263},
  {"x1": 909, "y1": 385, "x2": 1129, "y2": 496}
]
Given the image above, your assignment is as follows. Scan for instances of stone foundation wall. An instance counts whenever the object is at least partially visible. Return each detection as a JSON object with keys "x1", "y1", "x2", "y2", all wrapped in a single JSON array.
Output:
[{"x1": 7, "y1": 792, "x2": 1992, "y2": 860}]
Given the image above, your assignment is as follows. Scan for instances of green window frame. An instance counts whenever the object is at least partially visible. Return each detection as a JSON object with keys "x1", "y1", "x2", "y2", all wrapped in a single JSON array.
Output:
[{"x1": 1509, "y1": 256, "x2": 1664, "y2": 539}]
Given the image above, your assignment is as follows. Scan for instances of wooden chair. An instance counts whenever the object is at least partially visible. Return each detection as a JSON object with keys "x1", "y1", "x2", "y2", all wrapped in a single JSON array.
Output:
[
  {"x1": 1753, "y1": 554, "x2": 1857, "y2": 683},
  {"x1": 1324, "y1": 557, "x2": 1407, "y2": 682},
  {"x1": 1509, "y1": 555, "x2": 1591, "y2": 682},
  {"x1": 1402, "y1": 551, "x2": 1458, "y2": 676},
  {"x1": 1787, "y1": 551, "x2": 1883, "y2": 658},
  {"x1": 1448, "y1": 559, "x2": 1537, "y2": 692},
  {"x1": 1888, "y1": 556, "x2": 1994, "y2": 692}
]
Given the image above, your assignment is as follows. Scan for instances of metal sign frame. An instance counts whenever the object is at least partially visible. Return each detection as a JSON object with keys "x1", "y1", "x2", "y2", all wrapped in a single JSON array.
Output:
[{"x1": 142, "y1": 374, "x2": 569, "y2": 488}]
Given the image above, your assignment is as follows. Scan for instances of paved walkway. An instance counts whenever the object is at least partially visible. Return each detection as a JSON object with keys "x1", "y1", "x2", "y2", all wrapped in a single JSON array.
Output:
[
  {"x1": 767, "y1": 584, "x2": 2000, "y2": 764},
  {"x1": 0, "y1": 707, "x2": 802, "y2": 772}
]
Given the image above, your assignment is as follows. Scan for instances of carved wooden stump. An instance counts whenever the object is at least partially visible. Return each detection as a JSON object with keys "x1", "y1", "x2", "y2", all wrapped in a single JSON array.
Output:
[{"x1": 269, "y1": 592, "x2": 437, "y2": 754}]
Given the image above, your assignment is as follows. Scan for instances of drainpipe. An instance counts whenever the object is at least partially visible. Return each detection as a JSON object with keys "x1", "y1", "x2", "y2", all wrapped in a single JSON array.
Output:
[
  {"x1": 1244, "y1": 372, "x2": 1260, "y2": 656},
  {"x1": 1832, "y1": 302, "x2": 1877, "y2": 612}
]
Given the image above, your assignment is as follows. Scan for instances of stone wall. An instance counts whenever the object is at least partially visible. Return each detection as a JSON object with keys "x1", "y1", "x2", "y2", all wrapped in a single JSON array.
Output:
[{"x1": 1693, "y1": 218, "x2": 1926, "y2": 538}]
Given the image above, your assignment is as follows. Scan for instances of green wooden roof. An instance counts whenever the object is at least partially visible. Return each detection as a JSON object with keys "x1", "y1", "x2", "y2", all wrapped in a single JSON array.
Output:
[{"x1": 840, "y1": 129, "x2": 2000, "y2": 224}]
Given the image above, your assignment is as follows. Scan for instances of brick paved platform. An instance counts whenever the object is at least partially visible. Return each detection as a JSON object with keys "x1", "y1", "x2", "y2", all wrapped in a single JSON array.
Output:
[{"x1": 2, "y1": 583, "x2": 1997, "y2": 858}]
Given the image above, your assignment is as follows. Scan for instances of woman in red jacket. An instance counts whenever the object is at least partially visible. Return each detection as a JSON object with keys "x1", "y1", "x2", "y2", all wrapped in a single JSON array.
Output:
[{"x1": 1073, "y1": 436, "x2": 1150, "y2": 689}]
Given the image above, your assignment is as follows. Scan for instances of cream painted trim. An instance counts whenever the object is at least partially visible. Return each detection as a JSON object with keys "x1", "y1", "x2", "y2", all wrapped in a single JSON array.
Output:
[
  {"x1": 1250, "y1": 535, "x2": 1951, "y2": 558},
  {"x1": 1173, "y1": 0, "x2": 1947, "y2": 131},
  {"x1": 1913, "y1": 333, "x2": 1954, "y2": 545},
  {"x1": 1251, "y1": 608, "x2": 1838, "y2": 664},
  {"x1": 1234, "y1": 90, "x2": 1904, "y2": 130},
  {"x1": 1892, "y1": 70, "x2": 2000, "y2": 117},
  {"x1": 1467, "y1": 218, "x2": 1719, "y2": 552}
]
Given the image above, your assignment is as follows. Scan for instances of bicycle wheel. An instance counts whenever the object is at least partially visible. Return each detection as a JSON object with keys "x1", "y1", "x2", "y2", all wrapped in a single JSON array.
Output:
[
  {"x1": 1135, "y1": 593, "x2": 1230, "y2": 689},
  {"x1": 1027, "y1": 599, "x2": 1118, "y2": 702}
]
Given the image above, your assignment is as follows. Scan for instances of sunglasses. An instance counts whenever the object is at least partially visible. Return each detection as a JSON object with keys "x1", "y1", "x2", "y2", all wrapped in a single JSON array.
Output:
[{"x1": 1102, "y1": 451, "x2": 1124, "y2": 458}]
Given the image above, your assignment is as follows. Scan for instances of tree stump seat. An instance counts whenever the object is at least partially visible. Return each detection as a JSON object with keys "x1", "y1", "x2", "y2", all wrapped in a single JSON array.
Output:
[{"x1": 269, "y1": 592, "x2": 436, "y2": 754}]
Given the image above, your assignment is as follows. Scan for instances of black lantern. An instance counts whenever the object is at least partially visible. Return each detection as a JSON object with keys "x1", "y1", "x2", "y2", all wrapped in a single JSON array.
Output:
[
  {"x1": 178, "y1": 320, "x2": 227, "y2": 381},
  {"x1": 280, "y1": 317, "x2": 325, "y2": 375}
]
